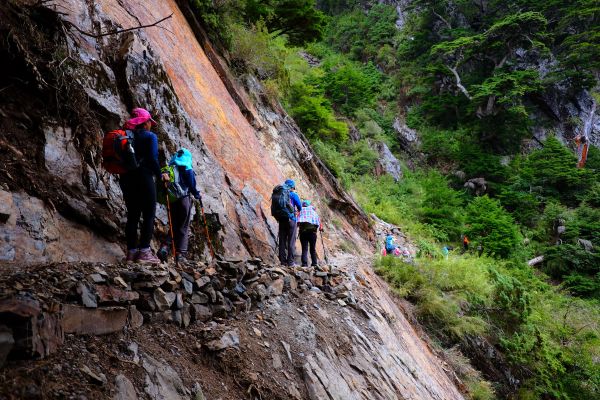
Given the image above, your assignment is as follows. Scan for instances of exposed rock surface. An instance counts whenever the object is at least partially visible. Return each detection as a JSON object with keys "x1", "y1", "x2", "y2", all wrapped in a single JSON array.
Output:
[
  {"x1": 0, "y1": 0, "x2": 370, "y2": 265},
  {"x1": 0, "y1": 253, "x2": 464, "y2": 399},
  {"x1": 374, "y1": 142, "x2": 403, "y2": 182}
]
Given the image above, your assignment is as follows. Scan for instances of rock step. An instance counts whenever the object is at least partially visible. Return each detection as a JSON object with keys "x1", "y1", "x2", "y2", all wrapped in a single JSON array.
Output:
[{"x1": 0, "y1": 259, "x2": 357, "y2": 365}]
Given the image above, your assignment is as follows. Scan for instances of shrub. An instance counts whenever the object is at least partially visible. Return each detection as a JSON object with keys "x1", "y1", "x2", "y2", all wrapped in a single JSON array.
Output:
[
  {"x1": 288, "y1": 82, "x2": 348, "y2": 142},
  {"x1": 375, "y1": 255, "x2": 494, "y2": 340},
  {"x1": 521, "y1": 137, "x2": 594, "y2": 205},
  {"x1": 465, "y1": 196, "x2": 521, "y2": 258}
]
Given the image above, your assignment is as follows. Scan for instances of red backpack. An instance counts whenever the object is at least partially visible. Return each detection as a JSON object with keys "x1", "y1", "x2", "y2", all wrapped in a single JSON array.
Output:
[{"x1": 102, "y1": 129, "x2": 139, "y2": 174}]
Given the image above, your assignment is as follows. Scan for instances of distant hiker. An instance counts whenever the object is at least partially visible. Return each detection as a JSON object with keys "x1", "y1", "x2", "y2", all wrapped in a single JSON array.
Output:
[
  {"x1": 463, "y1": 235, "x2": 470, "y2": 252},
  {"x1": 158, "y1": 148, "x2": 201, "y2": 263},
  {"x1": 442, "y1": 245, "x2": 449, "y2": 259},
  {"x1": 385, "y1": 233, "x2": 400, "y2": 256},
  {"x1": 385, "y1": 232, "x2": 396, "y2": 254},
  {"x1": 477, "y1": 244, "x2": 483, "y2": 257},
  {"x1": 271, "y1": 179, "x2": 302, "y2": 266},
  {"x1": 119, "y1": 108, "x2": 164, "y2": 264},
  {"x1": 297, "y1": 200, "x2": 322, "y2": 267}
]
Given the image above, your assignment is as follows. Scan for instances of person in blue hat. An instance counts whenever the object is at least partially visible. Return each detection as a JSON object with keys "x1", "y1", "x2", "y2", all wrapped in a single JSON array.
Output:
[
  {"x1": 159, "y1": 148, "x2": 201, "y2": 262},
  {"x1": 273, "y1": 179, "x2": 302, "y2": 266}
]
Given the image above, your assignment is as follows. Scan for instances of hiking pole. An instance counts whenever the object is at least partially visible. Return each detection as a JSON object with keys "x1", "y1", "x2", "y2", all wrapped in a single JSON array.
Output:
[
  {"x1": 164, "y1": 182, "x2": 178, "y2": 268},
  {"x1": 196, "y1": 197, "x2": 215, "y2": 261},
  {"x1": 319, "y1": 229, "x2": 329, "y2": 265}
]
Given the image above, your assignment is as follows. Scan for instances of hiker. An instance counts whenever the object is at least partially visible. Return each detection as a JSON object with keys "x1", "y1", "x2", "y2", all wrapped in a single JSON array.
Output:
[
  {"x1": 271, "y1": 179, "x2": 302, "y2": 266},
  {"x1": 385, "y1": 232, "x2": 400, "y2": 256},
  {"x1": 463, "y1": 235, "x2": 470, "y2": 252},
  {"x1": 158, "y1": 148, "x2": 201, "y2": 263},
  {"x1": 297, "y1": 200, "x2": 323, "y2": 267},
  {"x1": 120, "y1": 108, "x2": 164, "y2": 264},
  {"x1": 442, "y1": 245, "x2": 450, "y2": 259}
]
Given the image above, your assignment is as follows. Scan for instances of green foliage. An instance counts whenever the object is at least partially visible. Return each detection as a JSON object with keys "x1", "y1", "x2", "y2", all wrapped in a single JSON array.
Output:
[
  {"x1": 419, "y1": 171, "x2": 465, "y2": 241},
  {"x1": 490, "y1": 268, "x2": 531, "y2": 328},
  {"x1": 288, "y1": 82, "x2": 348, "y2": 142},
  {"x1": 325, "y1": 4, "x2": 398, "y2": 63},
  {"x1": 375, "y1": 255, "x2": 493, "y2": 340},
  {"x1": 320, "y1": 59, "x2": 381, "y2": 114},
  {"x1": 465, "y1": 196, "x2": 521, "y2": 258},
  {"x1": 245, "y1": 0, "x2": 326, "y2": 45},
  {"x1": 520, "y1": 137, "x2": 593, "y2": 205}
]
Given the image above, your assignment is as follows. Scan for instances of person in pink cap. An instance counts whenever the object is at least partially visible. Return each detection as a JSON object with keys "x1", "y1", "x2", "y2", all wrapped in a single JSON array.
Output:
[{"x1": 120, "y1": 108, "x2": 163, "y2": 264}]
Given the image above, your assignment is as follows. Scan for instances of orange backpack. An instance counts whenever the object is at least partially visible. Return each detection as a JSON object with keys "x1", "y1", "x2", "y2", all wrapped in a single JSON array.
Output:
[{"x1": 102, "y1": 129, "x2": 139, "y2": 174}]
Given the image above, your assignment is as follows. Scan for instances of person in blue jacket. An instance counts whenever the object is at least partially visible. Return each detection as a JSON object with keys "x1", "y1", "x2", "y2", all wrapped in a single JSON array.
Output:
[
  {"x1": 279, "y1": 179, "x2": 302, "y2": 266},
  {"x1": 120, "y1": 108, "x2": 164, "y2": 264},
  {"x1": 161, "y1": 148, "x2": 201, "y2": 262}
]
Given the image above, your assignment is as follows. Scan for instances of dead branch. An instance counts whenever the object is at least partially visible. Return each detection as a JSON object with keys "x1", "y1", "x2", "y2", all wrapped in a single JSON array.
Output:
[
  {"x1": 432, "y1": 10, "x2": 452, "y2": 30},
  {"x1": 448, "y1": 64, "x2": 472, "y2": 100},
  {"x1": 67, "y1": 13, "x2": 173, "y2": 39}
]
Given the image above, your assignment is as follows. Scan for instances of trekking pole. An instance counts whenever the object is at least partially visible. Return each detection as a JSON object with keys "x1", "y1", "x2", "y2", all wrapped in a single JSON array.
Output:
[
  {"x1": 319, "y1": 229, "x2": 329, "y2": 265},
  {"x1": 164, "y1": 182, "x2": 178, "y2": 268},
  {"x1": 196, "y1": 198, "x2": 215, "y2": 260}
]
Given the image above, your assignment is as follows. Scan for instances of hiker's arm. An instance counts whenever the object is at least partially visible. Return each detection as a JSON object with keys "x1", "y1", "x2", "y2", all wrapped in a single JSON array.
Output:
[
  {"x1": 149, "y1": 134, "x2": 161, "y2": 178},
  {"x1": 291, "y1": 192, "x2": 302, "y2": 212}
]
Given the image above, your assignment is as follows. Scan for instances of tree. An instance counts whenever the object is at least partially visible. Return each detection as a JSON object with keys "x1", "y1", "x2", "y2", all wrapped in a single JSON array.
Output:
[
  {"x1": 245, "y1": 0, "x2": 326, "y2": 45},
  {"x1": 465, "y1": 196, "x2": 521, "y2": 258}
]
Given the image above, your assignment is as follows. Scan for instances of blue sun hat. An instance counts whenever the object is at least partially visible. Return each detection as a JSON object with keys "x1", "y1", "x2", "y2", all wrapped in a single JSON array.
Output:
[
  {"x1": 284, "y1": 179, "x2": 296, "y2": 189},
  {"x1": 169, "y1": 148, "x2": 193, "y2": 170}
]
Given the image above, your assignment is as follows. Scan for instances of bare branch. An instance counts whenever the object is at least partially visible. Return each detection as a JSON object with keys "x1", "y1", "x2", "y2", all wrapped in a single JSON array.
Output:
[
  {"x1": 67, "y1": 13, "x2": 173, "y2": 39},
  {"x1": 432, "y1": 10, "x2": 452, "y2": 30},
  {"x1": 448, "y1": 64, "x2": 472, "y2": 100}
]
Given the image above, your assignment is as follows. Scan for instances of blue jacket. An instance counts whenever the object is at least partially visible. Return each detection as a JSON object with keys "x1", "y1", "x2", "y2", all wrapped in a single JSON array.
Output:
[
  {"x1": 177, "y1": 166, "x2": 200, "y2": 200},
  {"x1": 289, "y1": 190, "x2": 302, "y2": 221},
  {"x1": 133, "y1": 129, "x2": 161, "y2": 177}
]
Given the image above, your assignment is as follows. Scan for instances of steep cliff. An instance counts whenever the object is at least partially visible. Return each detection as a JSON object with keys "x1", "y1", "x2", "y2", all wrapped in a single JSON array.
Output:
[
  {"x1": 0, "y1": 1, "x2": 466, "y2": 399},
  {"x1": 0, "y1": 0, "x2": 370, "y2": 264}
]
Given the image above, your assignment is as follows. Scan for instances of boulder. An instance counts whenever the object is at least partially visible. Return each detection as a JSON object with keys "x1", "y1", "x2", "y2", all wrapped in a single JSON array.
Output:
[
  {"x1": 96, "y1": 285, "x2": 139, "y2": 305},
  {"x1": 77, "y1": 282, "x2": 97, "y2": 308},
  {"x1": 268, "y1": 278, "x2": 284, "y2": 297},
  {"x1": 205, "y1": 330, "x2": 240, "y2": 351},
  {"x1": 128, "y1": 306, "x2": 144, "y2": 329},
  {"x1": 191, "y1": 304, "x2": 212, "y2": 322},
  {"x1": 0, "y1": 297, "x2": 63, "y2": 359},
  {"x1": 114, "y1": 374, "x2": 138, "y2": 400},
  {"x1": 374, "y1": 142, "x2": 403, "y2": 182},
  {"x1": 153, "y1": 289, "x2": 176, "y2": 311},
  {"x1": 142, "y1": 354, "x2": 190, "y2": 400},
  {"x1": 62, "y1": 304, "x2": 128, "y2": 335}
]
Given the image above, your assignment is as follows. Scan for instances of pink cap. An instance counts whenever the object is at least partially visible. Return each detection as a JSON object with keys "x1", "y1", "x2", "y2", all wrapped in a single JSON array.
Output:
[{"x1": 124, "y1": 108, "x2": 157, "y2": 129}]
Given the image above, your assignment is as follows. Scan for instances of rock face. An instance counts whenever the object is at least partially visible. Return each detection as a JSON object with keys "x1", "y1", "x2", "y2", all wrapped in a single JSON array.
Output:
[
  {"x1": 0, "y1": 0, "x2": 370, "y2": 265},
  {"x1": 374, "y1": 142, "x2": 403, "y2": 181}
]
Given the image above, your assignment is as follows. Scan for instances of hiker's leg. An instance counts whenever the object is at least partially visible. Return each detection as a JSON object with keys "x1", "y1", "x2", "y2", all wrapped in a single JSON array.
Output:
[
  {"x1": 287, "y1": 219, "x2": 297, "y2": 265},
  {"x1": 278, "y1": 219, "x2": 289, "y2": 264},
  {"x1": 119, "y1": 174, "x2": 140, "y2": 250},
  {"x1": 299, "y1": 231, "x2": 309, "y2": 266},
  {"x1": 309, "y1": 231, "x2": 318, "y2": 266},
  {"x1": 138, "y1": 172, "x2": 157, "y2": 249},
  {"x1": 174, "y1": 196, "x2": 192, "y2": 256}
]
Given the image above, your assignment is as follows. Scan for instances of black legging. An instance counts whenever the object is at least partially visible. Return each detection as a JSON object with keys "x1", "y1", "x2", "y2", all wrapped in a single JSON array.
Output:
[{"x1": 119, "y1": 170, "x2": 157, "y2": 250}]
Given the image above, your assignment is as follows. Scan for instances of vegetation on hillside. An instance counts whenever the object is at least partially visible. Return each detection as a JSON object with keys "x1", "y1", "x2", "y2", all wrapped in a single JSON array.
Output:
[{"x1": 188, "y1": 0, "x2": 600, "y2": 398}]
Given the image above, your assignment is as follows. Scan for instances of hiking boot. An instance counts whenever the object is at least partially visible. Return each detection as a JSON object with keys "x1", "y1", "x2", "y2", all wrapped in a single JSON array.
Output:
[
  {"x1": 137, "y1": 248, "x2": 160, "y2": 265},
  {"x1": 125, "y1": 249, "x2": 139, "y2": 263},
  {"x1": 175, "y1": 254, "x2": 187, "y2": 263}
]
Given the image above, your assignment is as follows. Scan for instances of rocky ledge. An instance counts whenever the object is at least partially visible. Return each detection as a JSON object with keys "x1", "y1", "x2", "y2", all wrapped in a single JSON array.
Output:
[{"x1": 0, "y1": 258, "x2": 357, "y2": 367}]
